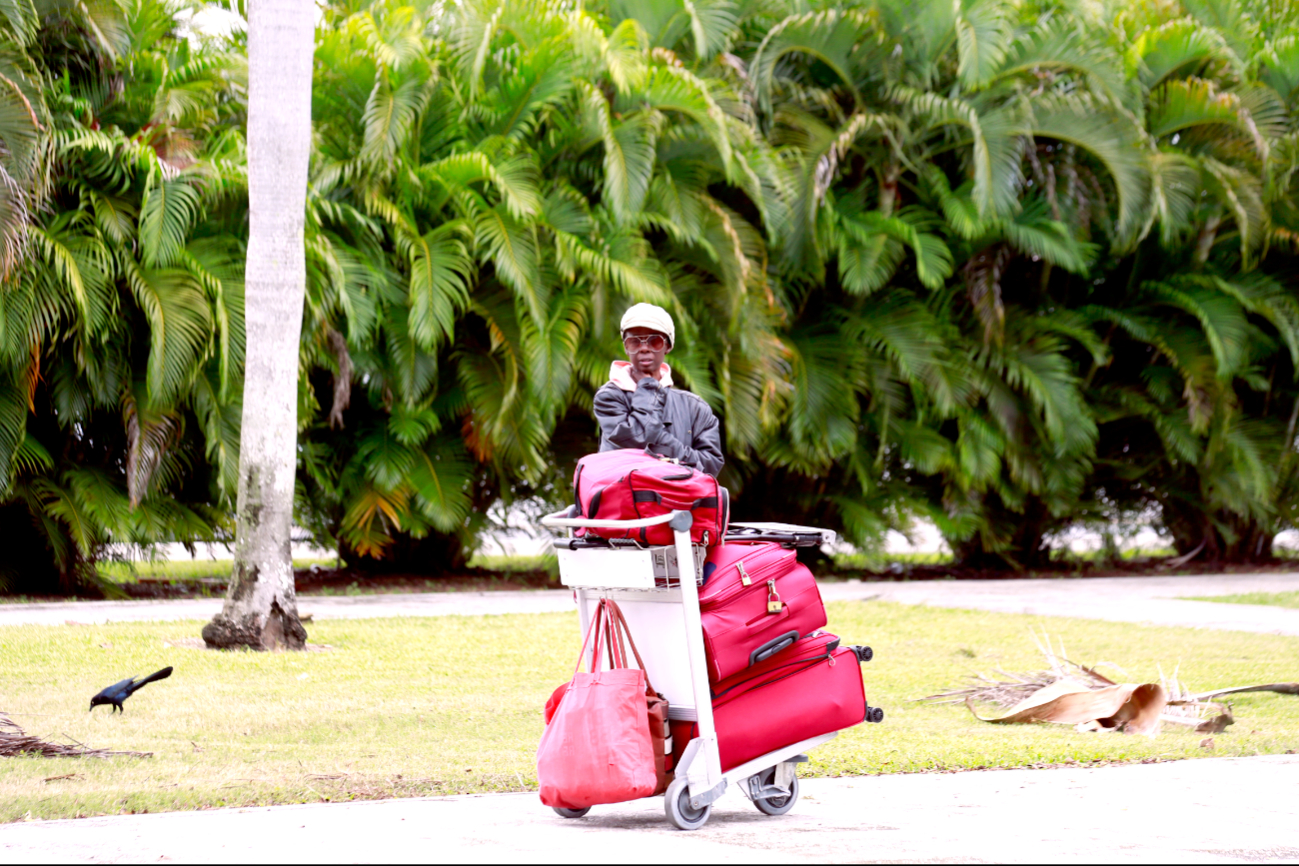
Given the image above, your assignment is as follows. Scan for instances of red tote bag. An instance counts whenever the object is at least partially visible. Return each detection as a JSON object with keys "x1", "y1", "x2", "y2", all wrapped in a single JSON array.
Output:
[{"x1": 537, "y1": 601, "x2": 659, "y2": 809}]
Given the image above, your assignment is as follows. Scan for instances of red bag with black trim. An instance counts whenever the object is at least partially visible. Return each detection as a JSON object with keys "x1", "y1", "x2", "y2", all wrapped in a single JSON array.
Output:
[{"x1": 572, "y1": 449, "x2": 728, "y2": 546}]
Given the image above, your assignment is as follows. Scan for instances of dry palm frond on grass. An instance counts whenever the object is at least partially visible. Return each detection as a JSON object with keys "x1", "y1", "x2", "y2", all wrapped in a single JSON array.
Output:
[
  {"x1": 917, "y1": 630, "x2": 1124, "y2": 708},
  {"x1": 1, "y1": 711, "x2": 152, "y2": 759},
  {"x1": 918, "y1": 630, "x2": 1296, "y2": 737}
]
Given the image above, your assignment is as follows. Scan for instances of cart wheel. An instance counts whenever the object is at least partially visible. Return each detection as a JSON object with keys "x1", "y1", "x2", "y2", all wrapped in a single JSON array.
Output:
[
  {"x1": 664, "y1": 778, "x2": 712, "y2": 830},
  {"x1": 752, "y1": 766, "x2": 799, "y2": 816},
  {"x1": 552, "y1": 806, "x2": 591, "y2": 819}
]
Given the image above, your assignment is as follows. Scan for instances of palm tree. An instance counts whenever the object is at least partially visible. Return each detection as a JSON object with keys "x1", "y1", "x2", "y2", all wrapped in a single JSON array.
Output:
[
  {"x1": 1079, "y1": 0, "x2": 1299, "y2": 563},
  {"x1": 705, "y1": 0, "x2": 1151, "y2": 565},
  {"x1": 5, "y1": 0, "x2": 1299, "y2": 587},
  {"x1": 0, "y1": 0, "x2": 246, "y2": 594},
  {"x1": 292, "y1": 0, "x2": 786, "y2": 569},
  {"x1": 201, "y1": 0, "x2": 314, "y2": 649}
]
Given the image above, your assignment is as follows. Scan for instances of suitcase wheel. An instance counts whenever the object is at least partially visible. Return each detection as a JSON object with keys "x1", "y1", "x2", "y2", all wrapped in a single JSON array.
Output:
[
  {"x1": 552, "y1": 806, "x2": 591, "y2": 819},
  {"x1": 664, "y1": 778, "x2": 712, "y2": 830},
  {"x1": 751, "y1": 765, "x2": 800, "y2": 816}
]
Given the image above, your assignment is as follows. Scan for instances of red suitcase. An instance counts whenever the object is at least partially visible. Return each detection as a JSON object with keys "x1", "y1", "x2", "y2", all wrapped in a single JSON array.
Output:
[
  {"x1": 573, "y1": 449, "x2": 728, "y2": 546},
  {"x1": 708, "y1": 632, "x2": 873, "y2": 772},
  {"x1": 699, "y1": 543, "x2": 827, "y2": 682}
]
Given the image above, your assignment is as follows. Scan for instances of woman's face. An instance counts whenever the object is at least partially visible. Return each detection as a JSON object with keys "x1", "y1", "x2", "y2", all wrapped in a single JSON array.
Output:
[{"x1": 624, "y1": 326, "x2": 669, "y2": 379}]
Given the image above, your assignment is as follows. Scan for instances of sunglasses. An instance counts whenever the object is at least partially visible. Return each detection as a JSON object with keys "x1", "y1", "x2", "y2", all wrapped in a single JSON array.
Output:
[{"x1": 624, "y1": 334, "x2": 668, "y2": 352}]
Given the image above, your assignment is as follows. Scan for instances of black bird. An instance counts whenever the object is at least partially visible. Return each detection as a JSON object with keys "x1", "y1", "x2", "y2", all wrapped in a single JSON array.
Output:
[{"x1": 89, "y1": 666, "x2": 173, "y2": 714}]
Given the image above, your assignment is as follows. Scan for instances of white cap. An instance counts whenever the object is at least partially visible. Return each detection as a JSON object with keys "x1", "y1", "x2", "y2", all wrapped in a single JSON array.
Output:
[{"x1": 620, "y1": 303, "x2": 675, "y2": 348}]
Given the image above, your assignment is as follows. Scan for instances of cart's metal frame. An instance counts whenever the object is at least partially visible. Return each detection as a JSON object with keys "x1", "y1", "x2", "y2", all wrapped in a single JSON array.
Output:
[{"x1": 540, "y1": 507, "x2": 838, "y2": 828}]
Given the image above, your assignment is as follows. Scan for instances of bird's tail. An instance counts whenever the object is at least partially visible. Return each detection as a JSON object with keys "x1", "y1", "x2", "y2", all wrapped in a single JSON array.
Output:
[{"x1": 136, "y1": 666, "x2": 174, "y2": 688}]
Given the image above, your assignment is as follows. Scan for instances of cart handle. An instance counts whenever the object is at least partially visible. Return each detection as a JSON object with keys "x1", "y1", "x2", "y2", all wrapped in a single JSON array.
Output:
[{"x1": 540, "y1": 508, "x2": 680, "y2": 530}]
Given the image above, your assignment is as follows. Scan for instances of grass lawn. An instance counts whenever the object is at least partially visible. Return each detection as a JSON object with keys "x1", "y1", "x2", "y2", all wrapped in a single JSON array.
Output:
[
  {"x1": 1182, "y1": 591, "x2": 1299, "y2": 609},
  {"x1": 2, "y1": 601, "x2": 1298, "y2": 822}
]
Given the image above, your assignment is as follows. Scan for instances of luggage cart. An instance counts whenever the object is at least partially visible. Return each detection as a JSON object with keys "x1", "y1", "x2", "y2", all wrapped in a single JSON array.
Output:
[{"x1": 540, "y1": 507, "x2": 838, "y2": 831}]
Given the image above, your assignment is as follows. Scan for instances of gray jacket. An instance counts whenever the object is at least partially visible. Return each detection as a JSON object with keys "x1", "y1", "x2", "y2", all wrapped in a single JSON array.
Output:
[{"x1": 594, "y1": 377, "x2": 725, "y2": 477}]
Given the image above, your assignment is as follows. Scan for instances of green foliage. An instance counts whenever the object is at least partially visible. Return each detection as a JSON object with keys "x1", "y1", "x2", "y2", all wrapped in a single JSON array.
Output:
[
  {"x1": 0, "y1": 0, "x2": 242, "y2": 593},
  {"x1": 7, "y1": 0, "x2": 1299, "y2": 582},
  {"x1": 295, "y1": 0, "x2": 787, "y2": 566}
]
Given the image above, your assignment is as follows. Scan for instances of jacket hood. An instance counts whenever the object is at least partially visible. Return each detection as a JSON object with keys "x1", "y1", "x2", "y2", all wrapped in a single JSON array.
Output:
[{"x1": 609, "y1": 360, "x2": 674, "y2": 391}]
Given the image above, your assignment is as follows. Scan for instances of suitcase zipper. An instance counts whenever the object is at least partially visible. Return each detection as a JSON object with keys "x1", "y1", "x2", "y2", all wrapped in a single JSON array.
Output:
[
  {"x1": 701, "y1": 552, "x2": 789, "y2": 607},
  {"x1": 711, "y1": 641, "x2": 838, "y2": 703}
]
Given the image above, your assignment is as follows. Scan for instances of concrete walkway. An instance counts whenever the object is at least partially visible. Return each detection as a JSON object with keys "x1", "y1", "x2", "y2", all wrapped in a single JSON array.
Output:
[
  {"x1": 3, "y1": 755, "x2": 1297, "y2": 863},
  {"x1": 0, "y1": 589, "x2": 576, "y2": 627},
  {"x1": 3, "y1": 571, "x2": 1296, "y2": 634},
  {"x1": 826, "y1": 571, "x2": 1299, "y2": 635}
]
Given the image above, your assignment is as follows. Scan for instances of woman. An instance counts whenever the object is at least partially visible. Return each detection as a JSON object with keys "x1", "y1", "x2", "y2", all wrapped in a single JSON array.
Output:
[{"x1": 593, "y1": 303, "x2": 724, "y2": 477}]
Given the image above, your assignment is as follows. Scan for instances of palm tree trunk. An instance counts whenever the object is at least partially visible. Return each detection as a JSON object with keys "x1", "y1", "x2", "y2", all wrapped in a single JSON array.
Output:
[
  {"x1": 879, "y1": 161, "x2": 901, "y2": 216},
  {"x1": 202, "y1": 0, "x2": 315, "y2": 650}
]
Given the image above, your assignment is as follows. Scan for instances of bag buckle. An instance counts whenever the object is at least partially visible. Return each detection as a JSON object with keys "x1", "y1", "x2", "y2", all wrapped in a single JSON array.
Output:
[{"x1": 766, "y1": 579, "x2": 783, "y2": 614}]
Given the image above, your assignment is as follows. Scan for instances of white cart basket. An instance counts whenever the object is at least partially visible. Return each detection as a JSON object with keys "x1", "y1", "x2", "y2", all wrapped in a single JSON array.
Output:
[{"x1": 541, "y1": 507, "x2": 837, "y2": 830}]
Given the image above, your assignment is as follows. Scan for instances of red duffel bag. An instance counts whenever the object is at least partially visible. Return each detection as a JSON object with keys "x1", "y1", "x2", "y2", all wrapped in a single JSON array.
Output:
[
  {"x1": 699, "y1": 542, "x2": 827, "y2": 682},
  {"x1": 573, "y1": 449, "x2": 728, "y2": 546}
]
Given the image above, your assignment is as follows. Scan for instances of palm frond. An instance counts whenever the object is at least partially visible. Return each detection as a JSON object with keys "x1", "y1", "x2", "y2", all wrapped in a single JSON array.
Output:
[
  {"x1": 123, "y1": 262, "x2": 213, "y2": 403},
  {"x1": 1027, "y1": 93, "x2": 1151, "y2": 244},
  {"x1": 475, "y1": 204, "x2": 545, "y2": 327},
  {"x1": 582, "y1": 82, "x2": 657, "y2": 221},
  {"x1": 955, "y1": 0, "x2": 1014, "y2": 90},
  {"x1": 139, "y1": 173, "x2": 203, "y2": 268},
  {"x1": 750, "y1": 10, "x2": 871, "y2": 118},
  {"x1": 400, "y1": 220, "x2": 472, "y2": 351}
]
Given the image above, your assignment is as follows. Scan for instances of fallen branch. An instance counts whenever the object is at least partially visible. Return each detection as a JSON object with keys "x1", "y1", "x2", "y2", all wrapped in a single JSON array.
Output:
[
  {"x1": 919, "y1": 631, "x2": 1290, "y2": 736},
  {"x1": 916, "y1": 630, "x2": 1124, "y2": 708},
  {"x1": 1, "y1": 711, "x2": 152, "y2": 759},
  {"x1": 964, "y1": 682, "x2": 1167, "y2": 736},
  {"x1": 1190, "y1": 683, "x2": 1299, "y2": 700},
  {"x1": 1163, "y1": 539, "x2": 1206, "y2": 569}
]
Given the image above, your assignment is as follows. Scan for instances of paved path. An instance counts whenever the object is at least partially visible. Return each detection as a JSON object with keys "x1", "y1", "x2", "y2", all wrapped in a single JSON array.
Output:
[
  {"x1": 3, "y1": 571, "x2": 1296, "y2": 634},
  {"x1": 0, "y1": 590, "x2": 575, "y2": 627},
  {"x1": 3, "y1": 755, "x2": 1297, "y2": 863},
  {"x1": 827, "y1": 571, "x2": 1299, "y2": 635}
]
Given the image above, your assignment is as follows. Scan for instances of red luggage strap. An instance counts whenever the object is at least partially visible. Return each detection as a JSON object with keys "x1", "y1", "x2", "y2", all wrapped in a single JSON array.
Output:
[
  {"x1": 575, "y1": 598, "x2": 663, "y2": 699},
  {"x1": 604, "y1": 600, "x2": 662, "y2": 696}
]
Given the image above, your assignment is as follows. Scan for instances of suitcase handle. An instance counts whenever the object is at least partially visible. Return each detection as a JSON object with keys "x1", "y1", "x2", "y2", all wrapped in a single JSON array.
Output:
[{"x1": 749, "y1": 630, "x2": 800, "y2": 666}]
